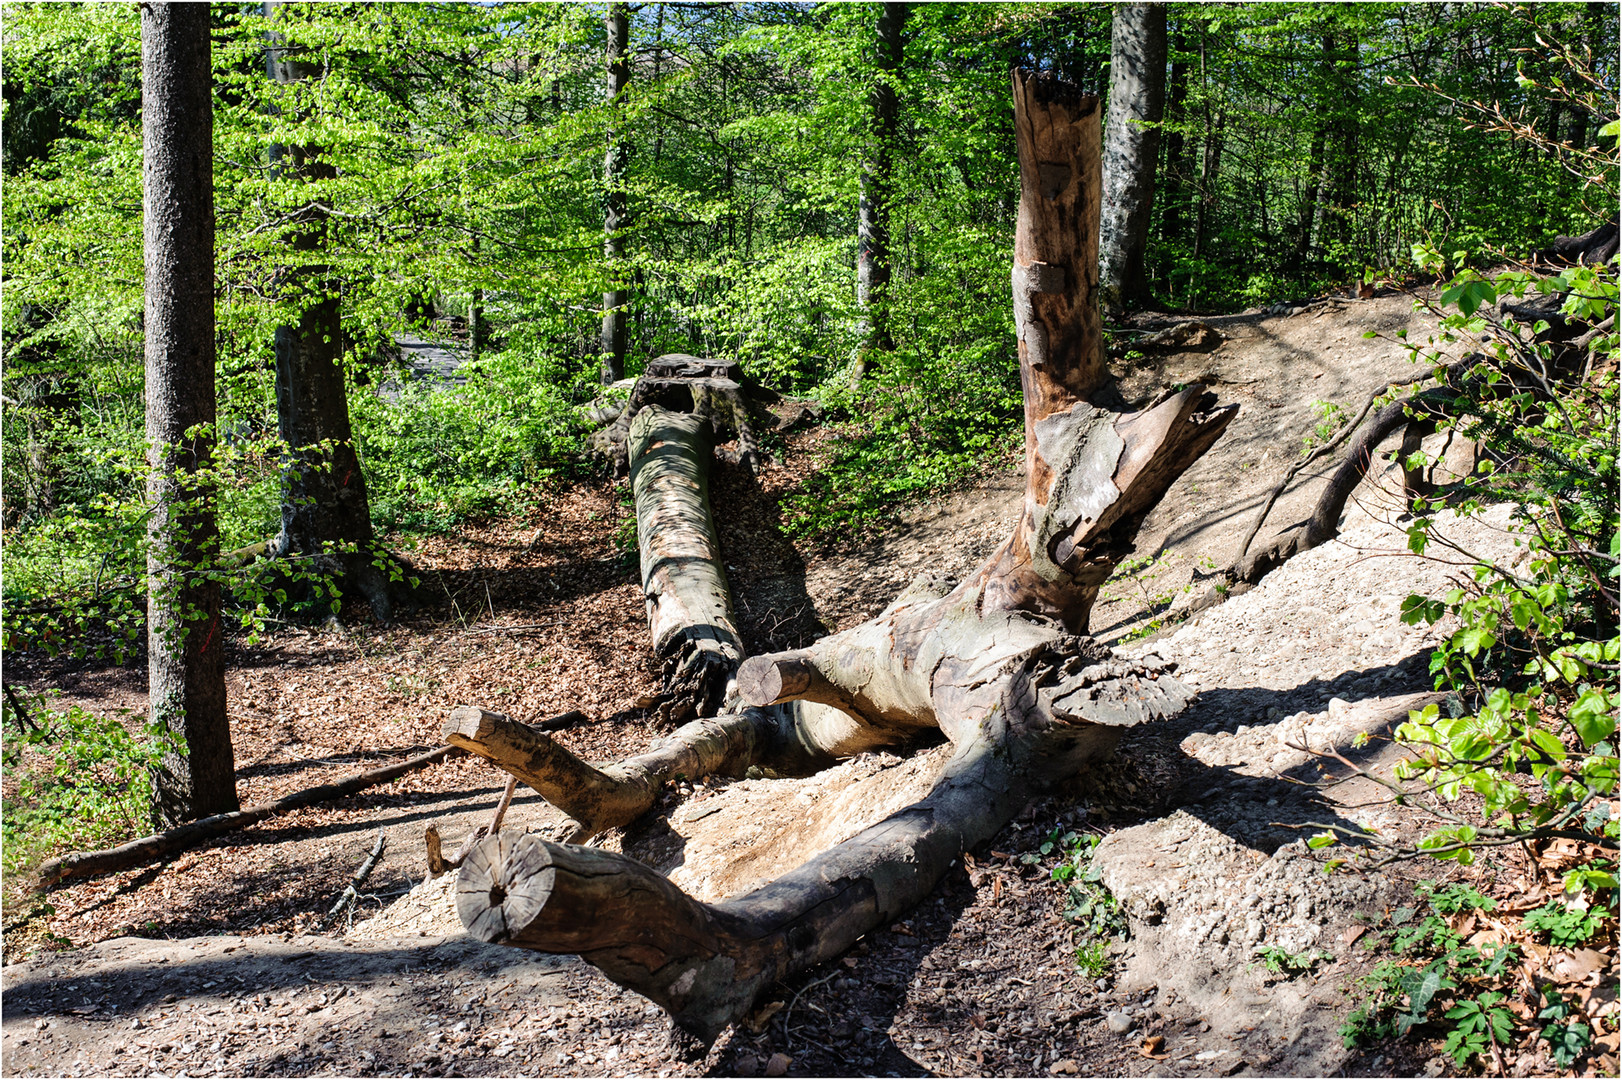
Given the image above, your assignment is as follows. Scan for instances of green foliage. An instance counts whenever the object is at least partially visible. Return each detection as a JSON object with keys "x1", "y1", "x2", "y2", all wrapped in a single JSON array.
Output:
[
  {"x1": 1251, "y1": 945, "x2": 1330, "y2": 977},
  {"x1": 1537, "y1": 988, "x2": 1593, "y2": 1068},
  {"x1": 1, "y1": 690, "x2": 183, "y2": 879},
  {"x1": 1024, "y1": 828, "x2": 1129, "y2": 975},
  {"x1": 1382, "y1": 253, "x2": 1620, "y2": 867},
  {"x1": 1301, "y1": 399, "x2": 1351, "y2": 455},
  {"x1": 1522, "y1": 900, "x2": 1605, "y2": 948},
  {"x1": 351, "y1": 347, "x2": 592, "y2": 533},
  {"x1": 1340, "y1": 880, "x2": 1519, "y2": 1065},
  {"x1": 1442, "y1": 991, "x2": 1517, "y2": 1068}
]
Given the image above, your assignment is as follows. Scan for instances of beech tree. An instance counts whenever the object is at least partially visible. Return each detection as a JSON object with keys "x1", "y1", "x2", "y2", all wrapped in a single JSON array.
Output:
[
  {"x1": 142, "y1": 1, "x2": 237, "y2": 824},
  {"x1": 262, "y1": 2, "x2": 407, "y2": 620},
  {"x1": 601, "y1": 3, "x2": 631, "y2": 384},
  {"x1": 852, "y1": 2, "x2": 906, "y2": 381},
  {"x1": 1099, "y1": 2, "x2": 1167, "y2": 317}
]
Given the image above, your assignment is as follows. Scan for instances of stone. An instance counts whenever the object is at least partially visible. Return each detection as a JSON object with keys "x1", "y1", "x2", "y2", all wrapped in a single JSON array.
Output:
[{"x1": 1105, "y1": 1011, "x2": 1134, "y2": 1034}]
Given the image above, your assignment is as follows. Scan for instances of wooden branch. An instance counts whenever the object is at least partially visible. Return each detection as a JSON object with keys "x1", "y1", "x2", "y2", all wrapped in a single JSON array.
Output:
[
  {"x1": 38, "y1": 745, "x2": 465, "y2": 887},
  {"x1": 445, "y1": 706, "x2": 759, "y2": 841},
  {"x1": 317, "y1": 827, "x2": 386, "y2": 931}
]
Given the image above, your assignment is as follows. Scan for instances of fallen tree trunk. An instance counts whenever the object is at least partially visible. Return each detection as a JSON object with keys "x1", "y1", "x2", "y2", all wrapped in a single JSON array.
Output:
[
  {"x1": 457, "y1": 649, "x2": 1190, "y2": 1046},
  {"x1": 454, "y1": 69, "x2": 1232, "y2": 1052},
  {"x1": 38, "y1": 744, "x2": 464, "y2": 887},
  {"x1": 630, "y1": 407, "x2": 744, "y2": 724}
]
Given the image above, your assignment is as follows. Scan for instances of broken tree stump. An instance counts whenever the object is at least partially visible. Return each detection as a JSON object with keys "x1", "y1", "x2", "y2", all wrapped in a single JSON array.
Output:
[{"x1": 455, "y1": 68, "x2": 1234, "y2": 1052}]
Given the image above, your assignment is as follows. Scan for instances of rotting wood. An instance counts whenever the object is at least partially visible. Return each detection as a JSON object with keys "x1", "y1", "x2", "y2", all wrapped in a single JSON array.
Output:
[
  {"x1": 456, "y1": 69, "x2": 1231, "y2": 1053},
  {"x1": 442, "y1": 703, "x2": 875, "y2": 843},
  {"x1": 38, "y1": 744, "x2": 465, "y2": 887},
  {"x1": 590, "y1": 353, "x2": 772, "y2": 475},
  {"x1": 630, "y1": 407, "x2": 744, "y2": 724}
]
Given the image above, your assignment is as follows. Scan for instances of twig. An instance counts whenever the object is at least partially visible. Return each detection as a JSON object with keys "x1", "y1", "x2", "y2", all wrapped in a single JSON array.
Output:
[
  {"x1": 459, "y1": 622, "x2": 560, "y2": 636},
  {"x1": 317, "y1": 827, "x2": 386, "y2": 932},
  {"x1": 3, "y1": 683, "x2": 43, "y2": 735},
  {"x1": 780, "y1": 969, "x2": 840, "y2": 1050}
]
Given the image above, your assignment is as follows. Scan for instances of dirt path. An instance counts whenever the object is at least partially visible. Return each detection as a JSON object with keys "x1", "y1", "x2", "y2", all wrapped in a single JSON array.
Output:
[{"x1": 5, "y1": 293, "x2": 1561, "y2": 1079}]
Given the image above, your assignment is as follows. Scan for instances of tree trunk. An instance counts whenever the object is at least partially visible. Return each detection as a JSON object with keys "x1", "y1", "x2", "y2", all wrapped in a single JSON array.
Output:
[
  {"x1": 469, "y1": 235, "x2": 486, "y2": 364},
  {"x1": 853, "y1": 1, "x2": 906, "y2": 382},
  {"x1": 630, "y1": 407, "x2": 743, "y2": 724},
  {"x1": 1291, "y1": 124, "x2": 1327, "y2": 276},
  {"x1": 1191, "y1": 109, "x2": 1223, "y2": 263},
  {"x1": 454, "y1": 69, "x2": 1234, "y2": 1053},
  {"x1": 1156, "y1": 21, "x2": 1189, "y2": 284},
  {"x1": 1099, "y1": 2, "x2": 1167, "y2": 318},
  {"x1": 143, "y1": 1, "x2": 237, "y2": 826},
  {"x1": 601, "y1": 3, "x2": 630, "y2": 385},
  {"x1": 264, "y1": 3, "x2": 408, "y2": 622},
  {"x1": 1322, "y1": 33, "x2": 1360, "y2": 257}
]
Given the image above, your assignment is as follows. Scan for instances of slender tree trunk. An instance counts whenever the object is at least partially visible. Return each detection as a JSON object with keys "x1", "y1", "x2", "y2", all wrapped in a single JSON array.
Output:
[
  {"x1": 1191, "y1": 109, "x2": 1223, "y2": 262},
  {"x1": 264, "y1": 3, "x2": 403, "y2": 622},
  {"x1": 1291, "y1": 125, "x2": 1327, "y2": 276},
  {"x1": 601, "y1": 3, "x2": 630, "y2": 385},
  {"x1": 1322, "y1": 33, "x2": 1359, "y2": 258},
  {"x1": 1099, "y1": 2, "x2": 1167, "y2": 318},
  {"x1": 852, "y1": 2, "x2": 905, "y2": 383},
  {"x1": 143, "y1": 1, "x2": 237, "y2": 825},
  {"x1": 1156, "y1": 22, "x2": 1189, "y2": 284},
  {"x1": 470, "y1": 234, "x2": 485, "y2": 364}
]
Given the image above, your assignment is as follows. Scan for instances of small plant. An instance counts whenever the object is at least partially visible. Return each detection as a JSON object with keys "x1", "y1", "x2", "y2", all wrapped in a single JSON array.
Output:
[
  {"x1": 1074, "y1": 940, "x2": 1112, "y2": 977},
  {"x1": 1340, "y1": 880, "x2": 1520, "y2": 1066},
  {"x1": 1442, "y1": 991, "x2": 1516, "y2": 1067},
  {"x1": 1027, "y1": 828, "x2": 1129, "y2": 973},
  {"x1": 1536, "y1": 987, "x2": 1593, "y2": 1068},
  {"x1": 1301, "y1": 399, "x2": 1351, "y2": 455},
  {"x1": 1522, "y1": 900, "x2": 1605, "y2": 948},
  {"x1": 1251, "y1": 945, "x2": 1329, "y2": 976}
]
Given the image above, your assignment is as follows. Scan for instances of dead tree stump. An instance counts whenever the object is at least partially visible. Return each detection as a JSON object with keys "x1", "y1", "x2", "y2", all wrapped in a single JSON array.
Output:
[{"x1": 454, "y1": 69, "x2": 1236, "y2": 1052}]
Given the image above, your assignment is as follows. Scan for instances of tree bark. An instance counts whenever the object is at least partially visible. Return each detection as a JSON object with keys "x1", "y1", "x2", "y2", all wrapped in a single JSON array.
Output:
[
  {"x1": 630, "y1": 407, "x2": 744, "y2": 724},
  {"x1": 853, "y1": 1, "x2": 906, "y2": 381},
  {"x1": 143, "y1": 1, "x2": 237, "y2": 826},
  {"x1": 264, "y1": 3, "x2": 408, "y2": 622},
  {"x1": 1099, "y1": 2, "x2": 1167, "y2": 317},
  {"x1": 601, "y1": 3, "x2": 630, "y2": 385},
  {"x1": 1155, "y1": 21, "x2": 1189, "y2": 286},
  {"x1": 454, "y1": 69, "x2": 1233, "y2": 1052}
]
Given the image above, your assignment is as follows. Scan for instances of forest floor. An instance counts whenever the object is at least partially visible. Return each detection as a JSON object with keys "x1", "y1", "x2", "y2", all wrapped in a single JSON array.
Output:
[{"x1": 3, "y1": 291, "x2": 1616, "y2": 1079}]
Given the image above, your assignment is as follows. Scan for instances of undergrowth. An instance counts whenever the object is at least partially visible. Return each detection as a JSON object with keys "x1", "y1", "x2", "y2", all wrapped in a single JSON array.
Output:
[{"x1": 1341, "y1": 878, "x2": 1614, "y2": 1071}]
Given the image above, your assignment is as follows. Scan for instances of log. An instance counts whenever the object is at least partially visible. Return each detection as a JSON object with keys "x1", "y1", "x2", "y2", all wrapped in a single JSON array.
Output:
[
  {"x1": 456, "y1": 69, "x2": 1225, "y2": 1051},
  {"x1": 38, "y1": 744, "x2": 465, "y2": 887},
  {"x1": 458, "y1": 652, "x2": 1192, "y2": 1047},
  {"x1": 590, "y1": 354, "x2": 769, "y2": 476},
  {"x1": 629, "y1": 407, "x2": 744, "y2": 725}
]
